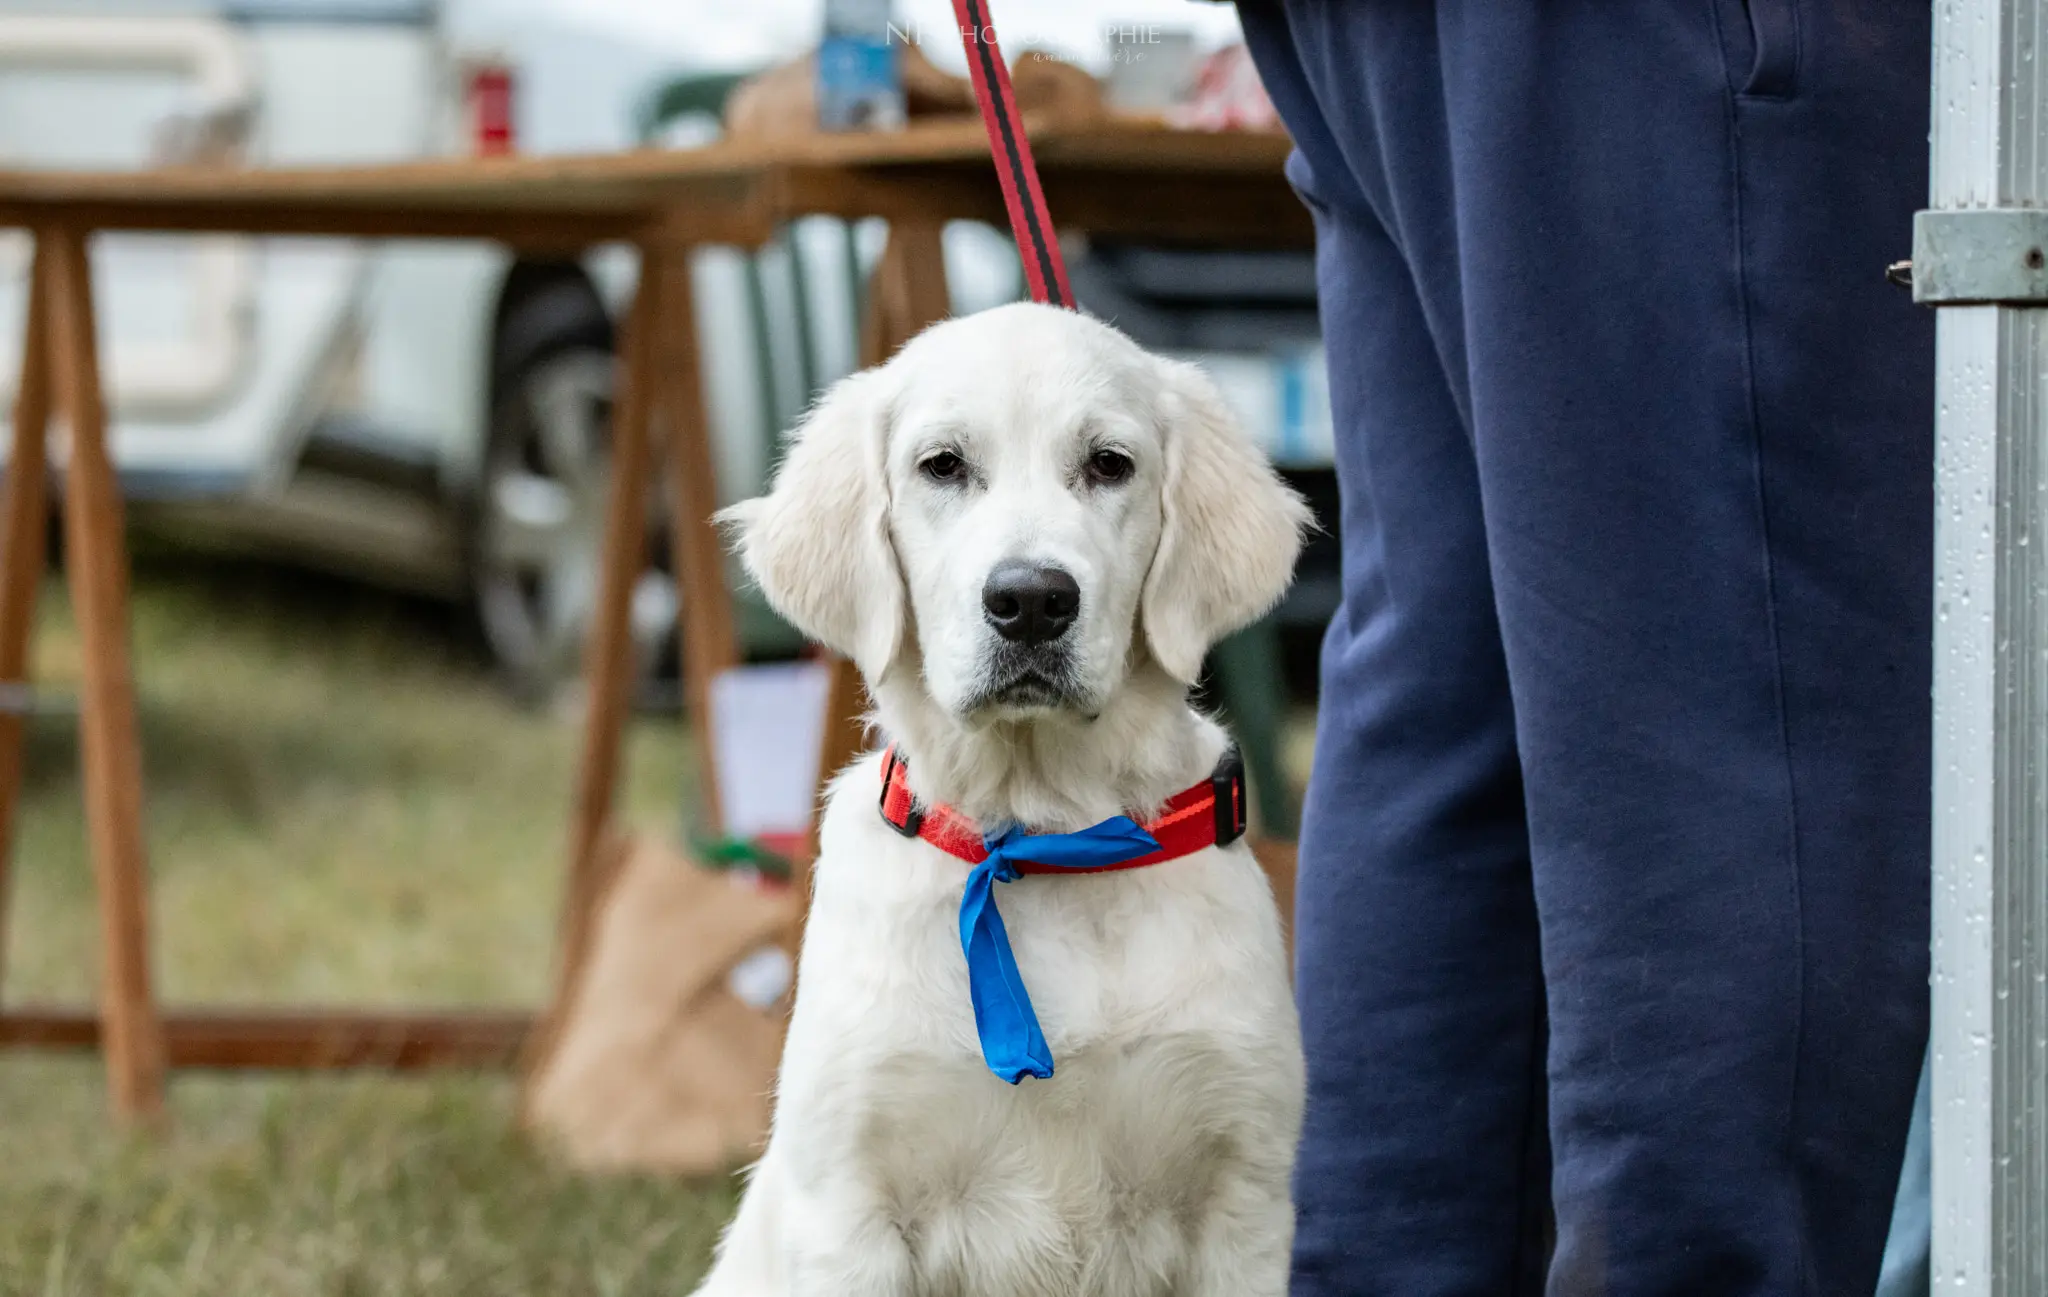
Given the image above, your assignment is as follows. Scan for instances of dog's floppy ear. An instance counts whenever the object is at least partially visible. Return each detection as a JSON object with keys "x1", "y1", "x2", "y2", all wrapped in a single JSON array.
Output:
[
  {"x1": 719, "y1": 368, "x2": 905, "y2": 681},
  {"x1": 1141, "y1": 357, "x2": 1311, "y2": 684}
]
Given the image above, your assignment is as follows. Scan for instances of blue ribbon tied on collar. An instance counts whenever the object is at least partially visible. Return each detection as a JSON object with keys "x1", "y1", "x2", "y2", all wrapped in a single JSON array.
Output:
[{"x1": 961, "y1": 817, "x2": 1161, "y2": 1084}]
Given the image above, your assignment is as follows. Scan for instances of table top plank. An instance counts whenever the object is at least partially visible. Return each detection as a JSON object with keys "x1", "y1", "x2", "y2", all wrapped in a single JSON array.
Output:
[
  {"x1": 0, "y1": 120, "x2": 1291, "y2": 211},
  {"x1": 0, "y1": 119, "x2": 1304, "y2": 248}
]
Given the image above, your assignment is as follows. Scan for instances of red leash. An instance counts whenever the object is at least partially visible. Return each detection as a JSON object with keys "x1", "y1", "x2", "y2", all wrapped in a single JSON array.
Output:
[{"x1": 950, "y1": 0, "x2": 1074, "y2": 308}]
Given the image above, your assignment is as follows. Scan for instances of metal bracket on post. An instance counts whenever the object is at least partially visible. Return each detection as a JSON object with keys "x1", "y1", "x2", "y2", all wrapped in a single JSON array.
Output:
[{"x1": 1912, "y1": 208, "x2": 2048, "y2": 304}]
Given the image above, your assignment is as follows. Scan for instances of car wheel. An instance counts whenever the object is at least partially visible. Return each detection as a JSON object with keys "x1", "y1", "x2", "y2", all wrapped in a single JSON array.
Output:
[{"x1": 472, "y1": 335, "x2": 678, "y2": 703}]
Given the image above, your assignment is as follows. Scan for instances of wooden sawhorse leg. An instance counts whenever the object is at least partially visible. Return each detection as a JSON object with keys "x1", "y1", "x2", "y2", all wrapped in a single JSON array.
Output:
[
  {"x1": 541, "y1": 223, "x2": 947, "y2": 1037},
  {"x1": 44, "y1": 225, "x2": 166, "y2": 1121},
  {"x1": 552, "y1": 248, "x2": 659, "y2": 1035},
  {"x1": 653, "y1": 251, "x2": 739, "y2": 830},
  {"x1": 536, "y1": 242, "x2": 741, "y2": 1074},
  {"x1": 0, "y1": 232, "x2": 55, "y2": 1006}
]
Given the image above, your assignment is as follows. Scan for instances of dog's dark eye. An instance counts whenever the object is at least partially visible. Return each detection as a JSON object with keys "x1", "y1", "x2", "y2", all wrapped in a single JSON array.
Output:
[
  {"x1": 920, "y1": 450, "x2": 966, "y2": 484},
  {"x1": 1086, "y1": 449, "x2": 1134, "y2": 486}
]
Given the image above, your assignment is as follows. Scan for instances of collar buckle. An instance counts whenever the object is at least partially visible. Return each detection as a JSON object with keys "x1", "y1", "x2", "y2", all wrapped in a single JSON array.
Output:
[
  {"x1": 879, "y1": 747, "x2": 926, "y2": 838},
  {"x1": 1211, "y1": 746, "x2": 1248, "y2": 847}
]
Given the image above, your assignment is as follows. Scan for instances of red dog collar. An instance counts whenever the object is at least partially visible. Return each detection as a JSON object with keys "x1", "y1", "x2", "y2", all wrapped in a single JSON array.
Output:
[{"x1": 879, "y1": 745, "x2": 1247, "y2": 871}]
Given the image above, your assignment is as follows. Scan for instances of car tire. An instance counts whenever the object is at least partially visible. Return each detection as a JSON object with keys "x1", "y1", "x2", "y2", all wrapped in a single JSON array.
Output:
[{"x1": 469, "y1": 283, "x2": 677, "y2": 705}]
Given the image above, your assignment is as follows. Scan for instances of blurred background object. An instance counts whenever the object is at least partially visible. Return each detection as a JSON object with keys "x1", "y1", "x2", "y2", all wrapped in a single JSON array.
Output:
[
  {"x1": 1102, "y1": 24, "x2": 1196, "y2": 113},
  {"x1": 1166, "y1": 41, "x2": 1279, "y2": 132},
  {"x1": 459, "y1": 44, "x2": 517, "y2": 154},
  {"x1": 0, "y1": 0, "x2": 667, "y2": 703},
  {"x1": 815, "y1": 0, "x2": 903, "y2": 132},
  {"x1": 723, "y1": 38, "x2": 1103, "y2": 142}
]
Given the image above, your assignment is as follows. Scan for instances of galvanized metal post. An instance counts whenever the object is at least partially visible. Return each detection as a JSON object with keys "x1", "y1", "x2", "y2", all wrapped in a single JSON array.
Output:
[{"x1": 1923, "y1": 3, "x2": 2048, "y2": 1292}]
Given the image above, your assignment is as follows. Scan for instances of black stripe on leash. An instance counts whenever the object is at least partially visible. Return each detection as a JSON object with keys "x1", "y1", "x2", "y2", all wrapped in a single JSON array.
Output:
[{"x1": 958, "y1": 0, "x2": 1070, "y2": 309}]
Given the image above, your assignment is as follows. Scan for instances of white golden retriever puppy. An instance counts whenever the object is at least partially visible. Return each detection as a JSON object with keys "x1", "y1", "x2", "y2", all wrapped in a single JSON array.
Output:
[{"x1": 697, "y1": 302, "x2": 1308, "y2": 1297}]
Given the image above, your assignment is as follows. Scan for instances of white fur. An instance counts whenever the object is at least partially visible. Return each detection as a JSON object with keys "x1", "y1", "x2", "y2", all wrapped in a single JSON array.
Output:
[{"x1": 701, "y1": 303, "x2": 1309, "y2": 1297}]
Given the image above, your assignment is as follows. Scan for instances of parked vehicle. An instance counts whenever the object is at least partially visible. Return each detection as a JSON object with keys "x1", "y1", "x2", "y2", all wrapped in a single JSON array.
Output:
[{"x1": 0, "y1": 0, "x2": 693, "y2": 695}]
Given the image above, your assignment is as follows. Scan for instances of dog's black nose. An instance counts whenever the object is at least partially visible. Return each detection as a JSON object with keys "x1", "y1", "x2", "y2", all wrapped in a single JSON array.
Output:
[{"x1": 982, "y1": 562, "x2": 1080, "y2": 645}]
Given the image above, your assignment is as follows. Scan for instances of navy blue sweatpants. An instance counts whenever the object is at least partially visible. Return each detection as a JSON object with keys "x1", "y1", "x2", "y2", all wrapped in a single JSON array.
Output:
[{"x1": 1236, "y1": 4, "x2": 1933, "y2": 1294}]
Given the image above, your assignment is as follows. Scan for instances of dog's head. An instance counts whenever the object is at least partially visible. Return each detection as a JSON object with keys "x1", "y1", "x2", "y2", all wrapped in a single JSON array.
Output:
[{"x1": 722, "y1": 303, "x2": 1308, "y2": 722}]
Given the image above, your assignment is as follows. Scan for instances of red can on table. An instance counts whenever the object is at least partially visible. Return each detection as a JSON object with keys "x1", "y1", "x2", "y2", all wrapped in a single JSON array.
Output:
[{"x1": 466, "y1": 59, "x2": 515, "y2": 157}]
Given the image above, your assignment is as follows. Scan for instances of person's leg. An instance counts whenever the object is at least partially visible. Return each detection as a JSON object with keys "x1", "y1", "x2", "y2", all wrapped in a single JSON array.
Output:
[
  {"x1": 1239, "y1": 14, "x2": 1551, "y2": 1296},
  {"x1": 1456, "y1": 7, "x2": 1933, "y2": 1289},
  {"x1": 1250, "y1": 1, "x2": 1933, "y2": 1292}
]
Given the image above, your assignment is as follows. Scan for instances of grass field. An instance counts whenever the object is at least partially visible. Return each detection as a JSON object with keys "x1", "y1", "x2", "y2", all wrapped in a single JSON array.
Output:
[{"x1": 0, "y1": 549, "x2": 735, "y2": 1296}]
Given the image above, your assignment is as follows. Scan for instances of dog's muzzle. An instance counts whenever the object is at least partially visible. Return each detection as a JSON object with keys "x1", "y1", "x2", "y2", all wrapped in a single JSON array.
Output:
[{"x1": 972, "y1": 643, "x2": 1083, "y2": 710}]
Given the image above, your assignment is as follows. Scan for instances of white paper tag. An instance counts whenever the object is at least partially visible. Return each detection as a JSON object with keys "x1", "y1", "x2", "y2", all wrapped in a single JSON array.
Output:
[{"x1": 710, "y1": 662, "x2": 832, "y2": 839}]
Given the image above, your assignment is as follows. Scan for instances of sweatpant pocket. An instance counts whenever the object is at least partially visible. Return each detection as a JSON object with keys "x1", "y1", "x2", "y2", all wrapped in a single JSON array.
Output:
[{"x1": 1719, "y1": 0, "x2": 1800, "y2": 99}]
